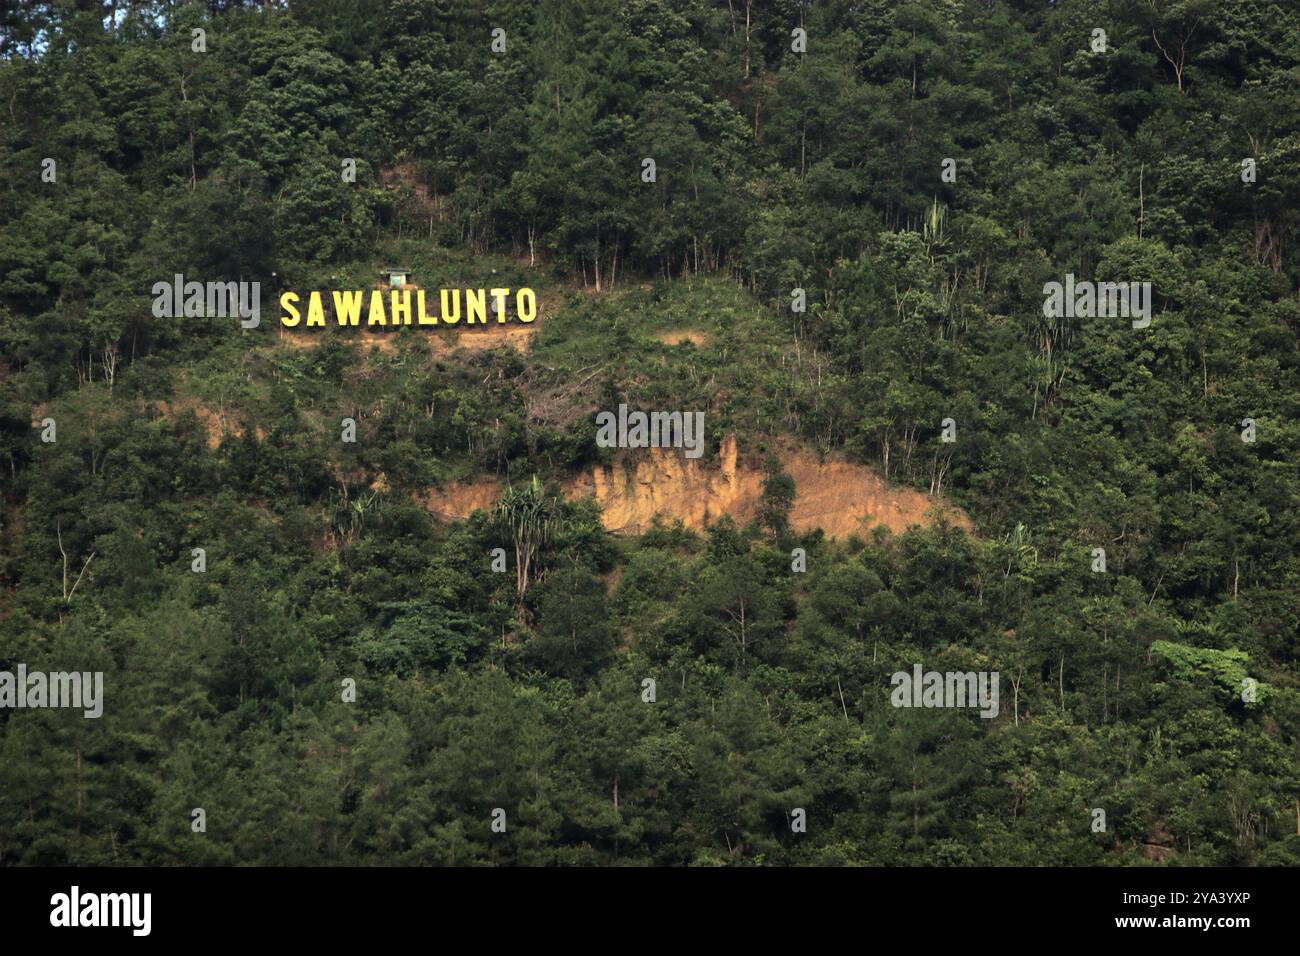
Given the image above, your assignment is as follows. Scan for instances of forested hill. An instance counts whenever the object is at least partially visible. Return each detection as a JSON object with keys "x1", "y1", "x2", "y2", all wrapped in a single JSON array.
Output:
[{"x1": 2, "y1": 1, "x2": 1300, "y2": 866}]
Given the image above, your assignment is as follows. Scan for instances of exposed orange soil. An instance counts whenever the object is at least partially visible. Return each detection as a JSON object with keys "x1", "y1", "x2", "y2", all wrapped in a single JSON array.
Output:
[
  {"x1": 273, "y1": 321, "x2": 537, "y2": 354},
  {"x1": 275, "y1": 327, "x2": 403, "y2": 353},
  {"x1": 423, "y1": 475, "x2": 502, "y2": 522},
  {"x1": 655, "y1": 329, "x2": 709, "y2": 346},
  {"x1": 159, "y1": 400, "x2": 264, "y2": 448},
  {"x1": 442, "y1": 324, "x2": 537, "y2": 353},
  {"x1": 422, "y1": 435, "x2": 972, "y2": 539}
]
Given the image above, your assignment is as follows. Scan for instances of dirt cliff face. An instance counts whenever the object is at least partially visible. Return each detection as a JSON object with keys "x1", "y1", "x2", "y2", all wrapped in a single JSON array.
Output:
[
  {"x1": 423, "y1": 435, "x2": 972, "y2": 538},
  {"x1": 423, "y1": 475, "x2": 501, "y2": 522}
]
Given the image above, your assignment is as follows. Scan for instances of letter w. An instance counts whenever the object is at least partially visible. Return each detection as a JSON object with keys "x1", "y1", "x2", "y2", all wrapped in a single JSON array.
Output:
[{"x1": 333, "y1": 291, "x2": 364, "y2": 326}]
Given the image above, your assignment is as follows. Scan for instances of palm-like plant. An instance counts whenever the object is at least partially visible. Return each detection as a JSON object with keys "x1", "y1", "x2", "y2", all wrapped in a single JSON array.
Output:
[
  {"x1": 922, "y1": 197, "x2": 949, "y2": 261},
  {"x1": 494, "y1": 475, "x2": 559, "y2": 607},
  {"x1": 1003, "y1": 522, "x2": 1038, "y2": 575}
]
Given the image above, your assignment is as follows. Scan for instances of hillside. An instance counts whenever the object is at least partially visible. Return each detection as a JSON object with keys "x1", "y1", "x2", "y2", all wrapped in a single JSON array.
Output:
[{"x1": 1, "y1": 1, "x2": 1299, "y2": 869}]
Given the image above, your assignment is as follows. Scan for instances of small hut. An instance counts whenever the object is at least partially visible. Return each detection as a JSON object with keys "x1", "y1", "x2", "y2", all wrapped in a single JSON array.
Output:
[{"x1": 378, "y1": 266, "x2": 415, "y2": 290}]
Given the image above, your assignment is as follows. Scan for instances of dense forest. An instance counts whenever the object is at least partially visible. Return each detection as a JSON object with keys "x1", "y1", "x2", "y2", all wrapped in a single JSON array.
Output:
[{"x1": 2, "y1": 0, "x2": 1300, "y2": 866}]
